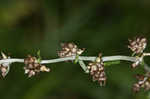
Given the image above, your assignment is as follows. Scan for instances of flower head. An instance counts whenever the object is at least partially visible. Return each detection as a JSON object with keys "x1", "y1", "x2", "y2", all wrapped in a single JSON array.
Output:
[
  {"x1": 24, "y1": 55, "x2": 50, "y2": 77},
  {"x1": 128, "y1": 37, "x2": 147, "y2": 54},
  {"x1": 133, "y1": 73, "x2": 150, "y2": 92},
  {"x1": 0, "y1": 65, "x2": 9, "y2": 77},
  {"x1": 58, "y1": 42, "x2": 84, "y2": 58},
  {"x1": 0, "y1": 52, "x2": 10, "y2": 77},
  {"x1": 87, "y1": 53, "x2": 107, "y2": 86}
]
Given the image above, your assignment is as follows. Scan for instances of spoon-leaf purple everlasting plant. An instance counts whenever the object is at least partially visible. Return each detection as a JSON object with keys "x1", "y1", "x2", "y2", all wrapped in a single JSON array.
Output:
[{"x1": 0, "y1": 36, "x2": 150, "y2": 92}]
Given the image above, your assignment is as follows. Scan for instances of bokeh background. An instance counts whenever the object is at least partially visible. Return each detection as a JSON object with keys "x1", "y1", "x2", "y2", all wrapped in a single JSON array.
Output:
[{"x1": 0, "y1": 0, "x2": 150, "y2": 99}]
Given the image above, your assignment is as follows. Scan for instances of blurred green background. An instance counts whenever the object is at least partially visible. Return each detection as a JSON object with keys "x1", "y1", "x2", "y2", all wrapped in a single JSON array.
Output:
[{"x1": 0, "y1": 0, "x2": 150, "y2": 99}]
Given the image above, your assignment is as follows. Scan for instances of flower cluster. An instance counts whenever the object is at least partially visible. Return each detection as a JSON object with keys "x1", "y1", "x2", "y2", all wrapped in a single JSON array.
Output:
[
  {"x1": 0, "y1": 52, "x2": 10, "y2": 77},
  {"x1": 0, "y1": 65, "x2": 9, "y2": 77},
  {"x1": 128, "y1": 37, "x2": 147, "y2": 68},
  {"x1": 133, "y1": 74, "x2": 150, "y2": 92},
  {"x1": 0, "y1": 37, "x2": 150, "y2": 94},
  {"x1": 128, "y1": 37, "x2": 147, "y2": 54},
  {"x1": 58, "y1": 42, "x2": 84, "y2": 58},
  {"x1": 24, "y1": 55, "x2": 50, "y2": 77},
  {"x1": 87, "y1": 54, "x2": 106, "y2": 86}
]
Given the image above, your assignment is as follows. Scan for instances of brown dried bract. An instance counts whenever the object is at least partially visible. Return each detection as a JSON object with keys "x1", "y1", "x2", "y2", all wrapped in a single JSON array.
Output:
[
  {"x1": 58, "y1": 42, "x2": 84, "y2": 58},
  {"x1": 87, "y1": 53, "x2": 106, "y2": 86},
  {"x1": 24, "y1": 55, "x2": 50, "y2": 77}
]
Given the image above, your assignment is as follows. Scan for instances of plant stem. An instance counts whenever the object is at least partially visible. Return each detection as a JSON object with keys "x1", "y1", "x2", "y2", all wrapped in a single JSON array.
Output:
[{"x1": 0, "y1": 55, "x2": 149, "y2": 72}]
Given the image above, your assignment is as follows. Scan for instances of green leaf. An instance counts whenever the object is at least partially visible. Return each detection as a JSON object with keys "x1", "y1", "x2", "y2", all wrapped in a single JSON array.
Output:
[
  {"x1": 37, "y1": 50, "x2": 42, "y2": 63},
  {"x1": 37, "y1": 50, "x2": 41, "y2": 57},
  {"x1": 74, "y1": 55, "x2": 79, "y2": 64},
  {"x1": 104, "y1": 61, "x2": 121, "y2": 66}
]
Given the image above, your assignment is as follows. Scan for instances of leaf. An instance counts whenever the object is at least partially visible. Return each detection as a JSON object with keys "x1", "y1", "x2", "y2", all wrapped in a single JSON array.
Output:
[
  {"x1": 37, "y1": 50, "x2": 41, "y2": 57},
  {"x1": 104, "y1": 61, "x2": 121, "y2": 66},
  {"x1": 1, "y1": 52, "x2": 7, "y2": 59},
  {"x1": 74, "y1": 55, "x2": 79, "y2": 64},
  {"x1": 37, "y1": 50, "x2": 42, "y2": 63}
]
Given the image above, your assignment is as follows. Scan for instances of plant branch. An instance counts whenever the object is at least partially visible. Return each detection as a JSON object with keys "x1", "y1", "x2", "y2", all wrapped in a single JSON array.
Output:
[
  {"x1": 0, "y1": 55, "x2": 149, "y2": 72},
  {"x1": 0, "y1": 55, "x2": 136, "y2": 65}
]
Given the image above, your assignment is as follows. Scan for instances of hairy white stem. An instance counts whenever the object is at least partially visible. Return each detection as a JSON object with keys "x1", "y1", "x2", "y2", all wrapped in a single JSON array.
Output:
[
  {"x1": 78, "y1": 60, "x2": 89, "y2": 73},
  {"x1": 0, "y1": 55, "x2": 149, "y2": 72},
  {"x1": 143, "y1": 53, "x2": 150, "y2": 56},
  {"x1": 0, "y1": 55, "x2": 136, "y2": 64}
]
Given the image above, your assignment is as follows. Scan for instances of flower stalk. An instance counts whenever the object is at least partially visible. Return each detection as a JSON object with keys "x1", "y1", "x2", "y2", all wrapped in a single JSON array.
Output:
[{"x1": 0, "y1": 36, "x2": 149, "y2": 92}]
